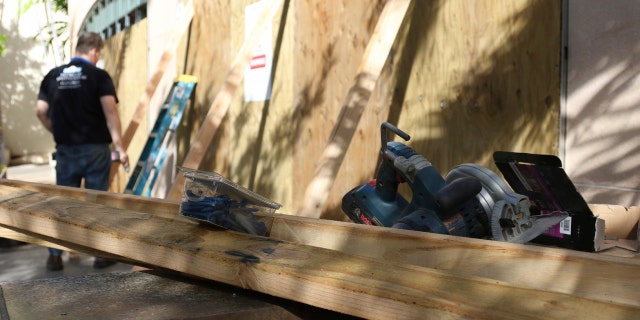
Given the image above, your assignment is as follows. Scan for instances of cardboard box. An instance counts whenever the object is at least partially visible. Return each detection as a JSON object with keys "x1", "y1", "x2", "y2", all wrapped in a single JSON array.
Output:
[{"x1": 590, "y1": 204, "x2": 640, "y2": 252}]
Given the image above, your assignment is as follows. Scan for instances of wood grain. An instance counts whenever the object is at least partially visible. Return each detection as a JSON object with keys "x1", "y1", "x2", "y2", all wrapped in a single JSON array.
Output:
[
  {"x1": 1, "y1": 180, "x2": 639, "y2": 310},
  {"x1": 0, "y1": 185, "x2": 638, "y2": 319},
  {"x1": 297, "y1": 0, "x2": 413, "y2": 218},
  {"x1": 0, "y1": 228, "x2": 68, "y2": 251}
]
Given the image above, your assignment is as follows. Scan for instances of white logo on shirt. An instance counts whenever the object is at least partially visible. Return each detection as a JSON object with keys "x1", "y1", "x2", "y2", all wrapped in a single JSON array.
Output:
[{"x1": 56, "y1": 65, "x2": 86, "y2": 89}]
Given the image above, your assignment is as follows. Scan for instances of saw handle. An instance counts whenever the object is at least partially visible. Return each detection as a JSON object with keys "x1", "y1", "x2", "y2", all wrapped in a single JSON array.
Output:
[
  {"x1": 435, "y1": 177, "x2": 482, "y2": 212},
  {"x1": 380, "y1": 122, "x2": 410, "y2": 154}
]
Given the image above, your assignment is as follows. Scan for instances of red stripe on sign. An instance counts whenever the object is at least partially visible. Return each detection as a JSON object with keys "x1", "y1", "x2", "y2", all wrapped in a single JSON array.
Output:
[{"x1": 250, "y1": 54, "x2": 266, "y2": 69}]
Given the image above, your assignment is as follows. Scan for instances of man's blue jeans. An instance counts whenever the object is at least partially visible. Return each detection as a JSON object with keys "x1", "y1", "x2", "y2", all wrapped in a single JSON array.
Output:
[{"x1": 48, "y1": 144, "x2": 111, "y2": 256}]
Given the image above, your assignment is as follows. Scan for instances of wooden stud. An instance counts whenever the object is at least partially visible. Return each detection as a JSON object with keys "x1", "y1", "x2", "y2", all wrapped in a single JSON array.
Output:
[{"x1": 298, "y1": 0, "x2": 413, "y2": 218}]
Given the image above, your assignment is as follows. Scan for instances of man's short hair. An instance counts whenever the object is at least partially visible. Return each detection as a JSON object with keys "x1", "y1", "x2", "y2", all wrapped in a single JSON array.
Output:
[{"x1": 75, "y1": 32, "x2": 104, "y2": 55}]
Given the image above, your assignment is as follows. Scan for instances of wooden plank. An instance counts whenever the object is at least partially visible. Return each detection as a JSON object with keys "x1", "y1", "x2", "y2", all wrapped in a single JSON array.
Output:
[
  {"x1": 268, "y1": 213, "x2": 640, "y2": 307},
  {"x1": 0, "y1": 227, "x2": 69, "y2": 251},
  {"x1": 166, "y1": 0, "x2": 285, "y2": 201},
  {"x1": 2, "y1": 180, "x2": 640, "y2": 308},
  {"x1": 0, "y1": 180, "x2": 179, "y2": 219},
  {"x1": 109, "y1": 0, "x2": 194, "y2": 183},
  {"x1": 298, "y1": 0, "x2": 413, "y2": 218},
  {"x1": 0, "y1": 186, "x2": 637, "y2": 319}
]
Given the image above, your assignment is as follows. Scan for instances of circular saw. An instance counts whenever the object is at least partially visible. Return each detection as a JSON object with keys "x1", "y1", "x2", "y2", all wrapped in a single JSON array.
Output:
[{"x1": 445, "y1": 164, "x2": 568, "y2": 244}]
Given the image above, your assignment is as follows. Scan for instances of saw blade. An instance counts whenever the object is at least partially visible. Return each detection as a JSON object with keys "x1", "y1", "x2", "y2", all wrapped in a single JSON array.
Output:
[
  {"x1": 491, "y1": 200, "x2": 568, "y2": 243},
  {"x1": 446, "y1": 164, "x2": 522, "y2": 221},
  {"x1": 447, "y1": 164, "x2": 568, "y2": 244}
]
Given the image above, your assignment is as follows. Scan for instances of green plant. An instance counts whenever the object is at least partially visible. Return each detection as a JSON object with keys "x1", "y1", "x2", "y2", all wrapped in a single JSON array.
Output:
[
  {"x1": 19, "y1": 0, "x2": 69, "y2": 61},
  {"x1": 0, "y1": 34, "x2": 7, "y2": 56},
  {"x1": 19, "y1": 0, "x2": 67, "y2": 16}
]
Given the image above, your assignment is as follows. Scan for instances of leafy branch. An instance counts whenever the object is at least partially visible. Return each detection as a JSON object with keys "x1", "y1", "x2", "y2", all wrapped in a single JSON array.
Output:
[
  {"x1": 18, "y1": 0, "x2": 67, "y2": 17},
  {"x1": 0, "y1": 34, "x2": 7, "y2": 56},
  {"x1": 19, "y1": 0, "x2": 69, "y2": 62}
]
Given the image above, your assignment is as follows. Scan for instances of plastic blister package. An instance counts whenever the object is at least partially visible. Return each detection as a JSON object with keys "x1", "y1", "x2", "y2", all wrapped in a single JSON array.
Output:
[{"x1": 178, "y1": 167, "x2": 281, "y2": 236}]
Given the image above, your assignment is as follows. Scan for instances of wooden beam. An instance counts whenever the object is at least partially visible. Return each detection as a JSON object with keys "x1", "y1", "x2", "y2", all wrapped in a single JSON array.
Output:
[
  {"x1": 2, "y1": 180, "x2": 639, "y2": 308},
  {"x1": 0, "y1": 227, "x2": 69, "y2": 251},
  {"x1": 298, "y1": 0, "x2": 413, "y2": 218},
  {"x1": 0, "y1": 180, "x2": 182, "y2": 251},
  {"x1": 109, "y1": 0, "x2": 194, "y2": 182},
  {"x1": 165, "y1": 0, "x2": 285, "y2": 201},
  {"x1": 0, "y1": 185, "x2": 637, "y2": 319},
  {"x1": 0, "y1": 180, "x2": 180, "y2": 219}
]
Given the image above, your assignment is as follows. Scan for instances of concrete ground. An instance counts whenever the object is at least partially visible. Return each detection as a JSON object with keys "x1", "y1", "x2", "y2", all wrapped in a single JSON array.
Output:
[
  {"x1": 1, "y1": 164, "x2": 134, "y2": 283},
  {"x1": 0, "y1": 242, "x2": 134, "y2": 283}
]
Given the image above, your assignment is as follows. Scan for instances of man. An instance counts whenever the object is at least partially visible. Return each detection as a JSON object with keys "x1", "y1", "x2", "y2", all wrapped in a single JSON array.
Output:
[{"x1": 36, "y1": 32, "x2": 129, "y2": 271}]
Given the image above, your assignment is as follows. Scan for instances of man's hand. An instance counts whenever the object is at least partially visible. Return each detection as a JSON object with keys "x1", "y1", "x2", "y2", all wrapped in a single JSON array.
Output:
[{"x1": 111, "y1": 150, "x2": 130, "y2": 172}]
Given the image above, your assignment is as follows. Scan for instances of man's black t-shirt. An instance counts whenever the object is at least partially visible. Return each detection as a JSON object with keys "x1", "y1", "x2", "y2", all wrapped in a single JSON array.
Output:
[{"x1": 38, "y1": 58, "x2": 119, "y2": 145}]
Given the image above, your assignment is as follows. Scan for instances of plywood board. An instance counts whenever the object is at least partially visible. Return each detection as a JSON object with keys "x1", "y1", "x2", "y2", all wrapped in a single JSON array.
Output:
[
  {"x1": 286, "y1": 0, "x2": 389, "y2": 218},
  {"x1": 297, "y1": 0, "x2": 412, "y2": 219},
  {"x1": 391, "y1": 0, "x2": 561, "y2": 174},
  {"x1": 227, "y1": 0, "x2": 295, "y2": 210},
  {"x1": 166, "y1": 0, "x2": 286, "y2": 200},
  {"x1": 179, "y1": 0, "x2": 233, "y2": 178}
]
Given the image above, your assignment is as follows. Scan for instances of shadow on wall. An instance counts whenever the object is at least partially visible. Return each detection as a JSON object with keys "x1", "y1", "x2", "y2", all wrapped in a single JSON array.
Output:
[
  {"x1": 0, "y1": 21, "x2": 55, "y2": 164},
  {"x1": 398, "y1": 0, "x2": 561, "y2": 171},
  {"x1": 565, "y1": 1, "x2": 640, "y2": 206},
  {"x1": 230, "y1": 0, "x2": 376, "y2": 220},
  {"x1": 567, "y1": 54, "x2": 640, "y2": 206},
  {"x1": 234, "y1": 0, "x2": 296, "y2": 206}
]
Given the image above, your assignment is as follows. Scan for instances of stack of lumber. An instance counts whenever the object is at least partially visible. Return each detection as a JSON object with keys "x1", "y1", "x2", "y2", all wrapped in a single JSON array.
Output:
[{"x1": 0, "y1": 179, "x2": 639, "y2": 319}]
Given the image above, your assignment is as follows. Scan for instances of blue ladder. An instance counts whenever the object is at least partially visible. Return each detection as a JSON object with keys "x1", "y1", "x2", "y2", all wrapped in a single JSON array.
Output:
[{"x1": 125, "y1": 75, "x2": 198, "y2": 196}]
